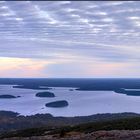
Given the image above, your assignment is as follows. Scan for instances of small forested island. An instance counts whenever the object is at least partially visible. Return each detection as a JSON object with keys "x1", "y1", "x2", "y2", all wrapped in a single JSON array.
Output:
[
  {"x1": 45, "y1": 100, "x2": 69, "y2": 108},
  {"x1": 0, "y1": 95, "x2": 18, "y2": 99},
  {"x1": 69, "y1": 89, "x2": 74, "y2": 91},
  {"x1": 36, "y1": 92, "x2": 55, "y2": 98}
]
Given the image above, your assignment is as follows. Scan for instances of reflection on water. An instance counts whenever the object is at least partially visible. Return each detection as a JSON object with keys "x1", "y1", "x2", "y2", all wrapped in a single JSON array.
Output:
[{"x1": 0, "y1": 85, "x2": 140, "y2": 117}]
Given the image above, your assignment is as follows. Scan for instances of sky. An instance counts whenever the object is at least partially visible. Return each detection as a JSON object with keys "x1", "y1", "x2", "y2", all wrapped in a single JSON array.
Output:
[{"x1": 0, "y1": 1, "x2": 140, "y2": 78}]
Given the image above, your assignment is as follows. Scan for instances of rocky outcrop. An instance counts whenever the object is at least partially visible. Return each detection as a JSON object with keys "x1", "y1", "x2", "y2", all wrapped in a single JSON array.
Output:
[{"x1": 2, "y1": 130, "x2": 140, "y2": 140}]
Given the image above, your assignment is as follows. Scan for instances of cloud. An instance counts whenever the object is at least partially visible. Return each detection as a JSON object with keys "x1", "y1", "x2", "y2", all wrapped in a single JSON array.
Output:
[
  {"x1": 44, "y1": 60, "x2": 140, "y2": 78},
  {"x1": 0, "y1": 1, "x2": 140, "y2": 77},
  {"x1": 0, "y1": 57, "x2": 53, "y2": 78}
]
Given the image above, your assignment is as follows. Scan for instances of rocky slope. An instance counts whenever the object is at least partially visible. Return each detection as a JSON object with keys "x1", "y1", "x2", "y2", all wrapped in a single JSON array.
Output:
[
  {"x1": 0, "y1": 111, "x2": 139, "y2": 132},
  {"x1": 0, "y1": 111, "x2": 140, "y2": 140},
  {"x1": 1, "y1": 130, "x2": 140, "y2": 140}
]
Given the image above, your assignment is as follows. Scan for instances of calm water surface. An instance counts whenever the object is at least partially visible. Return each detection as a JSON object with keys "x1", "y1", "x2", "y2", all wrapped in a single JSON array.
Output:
[{"x1": 0, "y1": 85, "x2": 140, "y2": 116}]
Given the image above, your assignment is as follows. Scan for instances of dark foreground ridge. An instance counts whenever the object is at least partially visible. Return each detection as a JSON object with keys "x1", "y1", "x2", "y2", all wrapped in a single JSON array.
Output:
[
  {"x1": 0, "y1": 111, "x2": 140, "y2": 133},
  {"x1": 0, "y1": 112, "x2": 140, "y2": 139},
  {"x1": 1, "y1": 130, "x2": 140, "y2": 140}
]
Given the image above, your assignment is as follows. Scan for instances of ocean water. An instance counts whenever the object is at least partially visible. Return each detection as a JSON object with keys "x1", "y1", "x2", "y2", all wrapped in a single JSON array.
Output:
[{"x1": 0, "y1": 84, "x2": 140, "y2": 117}]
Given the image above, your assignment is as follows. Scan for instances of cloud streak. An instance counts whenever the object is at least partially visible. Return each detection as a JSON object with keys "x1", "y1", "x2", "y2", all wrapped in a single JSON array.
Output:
[{"x1": 0, "y1": 1, "x2": 140, "y2": 77}]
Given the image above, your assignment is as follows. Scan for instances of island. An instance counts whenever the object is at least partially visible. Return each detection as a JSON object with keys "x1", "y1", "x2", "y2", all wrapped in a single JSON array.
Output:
[
  {"x1": 0, "y1": 95, "x2": 19, "y2": 99},
  {"x1": 36, "y1": 92, "x2": 55, "y2": 98},
  {"x1": 69, "y1": 89, "x2": 74, "y2": 91},
  {"x1": 45, "y1": 100, "x2": 69, "y2": 108},
  {"x1": 114, "y1": 88, "x2": 140, "y2": 96},
  {"x1": 13, "y1": 85, "x2": 51, "y2": 90}
]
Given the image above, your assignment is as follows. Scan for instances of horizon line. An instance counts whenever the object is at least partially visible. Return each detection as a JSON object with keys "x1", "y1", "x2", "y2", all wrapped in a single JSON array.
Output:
[{"x1": 0, "y1": 77, "x2": 140, "y2": 79}]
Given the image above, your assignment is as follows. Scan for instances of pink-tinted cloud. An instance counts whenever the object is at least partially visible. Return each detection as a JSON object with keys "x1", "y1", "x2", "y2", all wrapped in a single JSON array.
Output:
[{"x1": 0, "y1": 57, "x2": 52, "y2": 78}]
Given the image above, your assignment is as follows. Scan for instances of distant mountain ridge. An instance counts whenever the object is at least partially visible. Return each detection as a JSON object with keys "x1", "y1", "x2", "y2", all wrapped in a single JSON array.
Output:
[{"x1": 1, "y1": 78, "x2": 140, "y2": 91}]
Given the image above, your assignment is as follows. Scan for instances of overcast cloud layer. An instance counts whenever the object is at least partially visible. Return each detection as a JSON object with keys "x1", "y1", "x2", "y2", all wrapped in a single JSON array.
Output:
[{"x1": 0, "y1": 1, "x2": 140, "y2": 78}]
